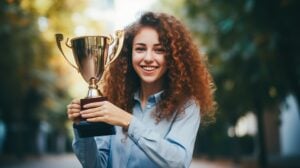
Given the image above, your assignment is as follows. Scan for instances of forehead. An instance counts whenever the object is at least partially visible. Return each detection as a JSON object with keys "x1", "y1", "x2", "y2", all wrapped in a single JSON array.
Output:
[{"x1": 133, "y1": 27, "x2": 160, "y2": 44}]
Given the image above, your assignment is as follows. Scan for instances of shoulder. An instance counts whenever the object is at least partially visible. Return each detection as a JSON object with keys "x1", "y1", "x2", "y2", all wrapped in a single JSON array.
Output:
[
  {"x1": 175, "y1": 98, "x2": 201, "y2": 121},
  {"x1": 183, "y1": 99, "x2": 199, "y2": 109}
]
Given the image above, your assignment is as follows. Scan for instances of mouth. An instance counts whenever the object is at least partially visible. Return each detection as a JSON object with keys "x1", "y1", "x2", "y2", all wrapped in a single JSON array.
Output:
[{"x1": 141, "y1": 65, "x2": 158, "y2": 71}]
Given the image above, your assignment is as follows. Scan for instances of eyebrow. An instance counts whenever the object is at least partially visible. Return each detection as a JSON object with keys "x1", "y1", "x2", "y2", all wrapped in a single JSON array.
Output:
[{"x1": 134, "y1": 43, "x2": 162, "y2": 46}]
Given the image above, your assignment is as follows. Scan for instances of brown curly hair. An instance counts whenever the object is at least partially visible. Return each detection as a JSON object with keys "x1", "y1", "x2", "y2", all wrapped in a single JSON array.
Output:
[{"x1": 103, "y1": 12, "x2": 216, "y2": 122}]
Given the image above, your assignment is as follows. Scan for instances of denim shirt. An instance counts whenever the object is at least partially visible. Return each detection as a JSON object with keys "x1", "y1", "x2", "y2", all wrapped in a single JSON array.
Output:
[{"x1": 72, "y1": 91, "x2": 200, "y2": 168}]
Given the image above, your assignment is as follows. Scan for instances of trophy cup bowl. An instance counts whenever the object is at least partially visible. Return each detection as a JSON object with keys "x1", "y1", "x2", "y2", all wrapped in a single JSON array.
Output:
[{"x1": 55, "y1": 31, "x2": 124, "y2": 137}]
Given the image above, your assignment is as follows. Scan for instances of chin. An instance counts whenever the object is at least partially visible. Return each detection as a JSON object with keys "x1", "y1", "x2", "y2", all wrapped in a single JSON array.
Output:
[
  {"x1": 140, "y1": 76, "x2": 164, "y2": 85},
  {"x1": 141, "y1": 79, "x2": 157, "y2": 84}
]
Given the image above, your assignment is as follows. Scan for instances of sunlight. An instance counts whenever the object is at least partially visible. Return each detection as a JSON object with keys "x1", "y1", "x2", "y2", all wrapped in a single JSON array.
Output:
[
  {"x1": 68, "y1": 0, "x2": 158, "y2": 98},
  {"x1": 235, "y1": 112, "x2": 257, "y2": 137},
  {"x1": 74, "y1": 0, "x2": 157, "y2": 35}
]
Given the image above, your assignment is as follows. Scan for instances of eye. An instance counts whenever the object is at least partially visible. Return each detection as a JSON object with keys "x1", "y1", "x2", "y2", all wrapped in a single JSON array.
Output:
[
  {"x1": 154, "y1": 47, "x2": 166, "y2": 54},
  {"x1": 134, "y1": 47, "x2": 146, "y2": 53}
]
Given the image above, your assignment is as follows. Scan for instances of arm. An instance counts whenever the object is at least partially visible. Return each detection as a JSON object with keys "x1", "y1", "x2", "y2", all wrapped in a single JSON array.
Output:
[
  {"x1": 128, "y1": 102, "x2": 200, "y2": 168},
  {"x1": 79, "y1": 100, "x2": 200, "y2": 167},
  {"x1": 67, "y1": 99, "x2": 111, "y2": 168},
  {"x1": 72, "y1": 129, "x2": 111, "y2": 168}
]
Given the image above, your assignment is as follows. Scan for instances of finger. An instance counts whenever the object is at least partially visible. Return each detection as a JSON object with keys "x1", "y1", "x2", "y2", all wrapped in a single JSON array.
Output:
[
  {"x1": 81, "y1": 110, "x2": 103, "y2": 118},
  {"x1": 67, "y1": 104, "x2": 81, "y2": 111},
  {"x1": 69, "y1": 108, "x2": 80, "y2": 115},
  {"x1": 71, "y1": 104, "x2": 81, "y2": 109},
  {"x1": 86, "y1": 116, "x2": 106, "y2": 122},
  {"x1": 80, "y1": 106, "x2": 102, "y2": 114},
  {"x1": 72, "y1": 99, "x2": 81, "y2": 104},
  {"x1": 71, "y1": 113, "x2": 81, "y2": 118},
  {"x1": 68, "y1": 113, "x2": 80, "y2": 120}
]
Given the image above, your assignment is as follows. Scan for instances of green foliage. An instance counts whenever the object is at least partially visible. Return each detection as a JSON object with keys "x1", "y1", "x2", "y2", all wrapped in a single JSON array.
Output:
[
  {"x1": 167, "y1": 0, "x2": 300, "y2": 123},
  {"x1": 161, "y1": 0, "x2": 300, "y2": 165},
  {"x1": 0, "y1": 0, "x2": 46, "y2": 119},
  {"x1": 0, "y1": 0, "x2": 87, "y2": 155}
]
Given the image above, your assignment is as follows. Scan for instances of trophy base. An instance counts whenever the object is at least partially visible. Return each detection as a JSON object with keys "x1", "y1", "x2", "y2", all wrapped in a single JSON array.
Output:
[
  {"x1": 73, "y1": 121, "x2": 116, "y2": 138},
  {"x1": 73, "y1": 97, "x2": 116, "y2": 138}
]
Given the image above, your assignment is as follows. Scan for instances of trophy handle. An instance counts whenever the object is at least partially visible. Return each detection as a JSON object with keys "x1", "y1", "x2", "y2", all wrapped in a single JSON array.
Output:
[
  {"x1": 105, "y1": 30, "x2": 125, "y2": 67},
  {"x1": 65, "y1": 38, "x2": 72, "y2": 48},
  {"x1": 55, "y1": 33, "x2": 79, "y2": 71},
  {"x1": 107, "y1": 34, "x2": 114, "y2": 45}
]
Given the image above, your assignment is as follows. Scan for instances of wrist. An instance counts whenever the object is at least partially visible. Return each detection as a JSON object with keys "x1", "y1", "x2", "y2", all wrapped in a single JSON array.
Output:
[{"x1": 123, "y1": 113, "x2": 132, "y2": 130}]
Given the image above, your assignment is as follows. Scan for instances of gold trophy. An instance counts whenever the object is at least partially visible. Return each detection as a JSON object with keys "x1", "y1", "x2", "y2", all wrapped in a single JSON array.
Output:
[{"x1": 55, "y1": 30, "x2": 124, "y2": 137}]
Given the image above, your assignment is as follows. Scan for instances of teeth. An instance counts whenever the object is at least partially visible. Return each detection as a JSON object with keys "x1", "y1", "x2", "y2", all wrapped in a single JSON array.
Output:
[{"x1": 142, "y1": 66, "x2": 156, "y2": 71}]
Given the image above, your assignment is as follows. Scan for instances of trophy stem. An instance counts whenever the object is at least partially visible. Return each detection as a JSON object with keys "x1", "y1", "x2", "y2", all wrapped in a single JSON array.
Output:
[{"x1": 87, "y1": 77, "x2": 102, "y2": 98}]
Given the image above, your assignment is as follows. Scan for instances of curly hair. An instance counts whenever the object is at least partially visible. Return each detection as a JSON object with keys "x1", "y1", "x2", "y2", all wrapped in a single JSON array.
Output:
[{"x1": 103, "y1": 12, "x2": 216, "y2": 122}]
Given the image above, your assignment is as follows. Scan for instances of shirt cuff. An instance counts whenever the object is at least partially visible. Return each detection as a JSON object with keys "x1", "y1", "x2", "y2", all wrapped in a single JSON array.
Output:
[
  {"x1": 72, "y1": 124, "x2": 94, "y2": 141},
  {"x1": 73, "y1": 125, "x2": 81, "y2": 139}
]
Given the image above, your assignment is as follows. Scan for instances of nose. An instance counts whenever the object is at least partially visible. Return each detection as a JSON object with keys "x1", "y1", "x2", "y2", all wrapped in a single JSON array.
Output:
[{"x1": 144, "y1": 50, "x2": 153, "y2": 63}]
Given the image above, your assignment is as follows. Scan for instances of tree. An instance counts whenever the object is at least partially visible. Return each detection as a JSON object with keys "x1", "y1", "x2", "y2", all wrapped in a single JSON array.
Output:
[
  {"x1": 0, "y1": 0, "x2": 88, "y2": 156},
  {"x1": 159, "y1": 0, "x2": 300, "y2": 167}
]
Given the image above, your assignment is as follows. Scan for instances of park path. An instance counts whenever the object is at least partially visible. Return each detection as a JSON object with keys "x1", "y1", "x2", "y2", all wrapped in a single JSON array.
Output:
[{"x1": 0, "y1": 154, "x2": 238, "y2": 168}]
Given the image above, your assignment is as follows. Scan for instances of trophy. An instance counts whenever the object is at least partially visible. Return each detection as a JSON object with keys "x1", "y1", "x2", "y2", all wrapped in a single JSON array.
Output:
[{"x1": 55, "y1": 30, "x2": 124, "y2": 137}]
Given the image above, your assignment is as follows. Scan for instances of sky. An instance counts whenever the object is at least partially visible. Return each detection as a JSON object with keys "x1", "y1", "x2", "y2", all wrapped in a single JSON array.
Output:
[{"x1": 75, "y1": 0, "x2": 158, "y2": 35}]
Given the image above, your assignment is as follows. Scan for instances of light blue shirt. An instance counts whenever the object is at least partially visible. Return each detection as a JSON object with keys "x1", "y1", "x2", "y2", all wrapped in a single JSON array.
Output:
[{"x1": 72, "y1": 91, "x2": 200, "y2": 168}]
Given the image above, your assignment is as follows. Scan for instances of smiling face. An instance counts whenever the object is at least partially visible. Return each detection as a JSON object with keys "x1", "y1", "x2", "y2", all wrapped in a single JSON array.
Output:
[{"x1": 132, "y1": 27, "x2": 167, "y2": 89}]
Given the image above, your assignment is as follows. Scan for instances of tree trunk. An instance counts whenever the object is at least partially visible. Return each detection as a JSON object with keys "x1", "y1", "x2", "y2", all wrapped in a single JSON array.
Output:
[{"x1": 254, "y1": 100, "x2": 268, "y2": 168}]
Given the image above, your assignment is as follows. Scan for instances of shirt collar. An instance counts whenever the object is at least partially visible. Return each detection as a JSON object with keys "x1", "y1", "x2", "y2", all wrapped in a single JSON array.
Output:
[{"x1": 134, "y1": 90, "x2": 164, "y2": 104}]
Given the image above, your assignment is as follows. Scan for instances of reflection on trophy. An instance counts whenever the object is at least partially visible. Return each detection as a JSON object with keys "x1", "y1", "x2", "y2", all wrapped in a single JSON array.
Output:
[{"x1": 55, "y1": 30, "x2": 124, "y2": 137}]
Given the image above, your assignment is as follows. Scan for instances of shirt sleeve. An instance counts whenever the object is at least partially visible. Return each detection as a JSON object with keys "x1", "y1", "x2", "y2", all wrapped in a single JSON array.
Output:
[
  {"x1": 127, "y1": 101, "x2": 201, "y2": 168},
  {"x1": 72, "y1": 128, "x2": 111, "y2": 168}
]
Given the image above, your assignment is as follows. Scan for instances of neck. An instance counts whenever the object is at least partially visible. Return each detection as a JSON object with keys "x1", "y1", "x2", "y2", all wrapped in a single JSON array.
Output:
[{"x1": 140, "y1": 81, "x2": 163, "y2": 107}]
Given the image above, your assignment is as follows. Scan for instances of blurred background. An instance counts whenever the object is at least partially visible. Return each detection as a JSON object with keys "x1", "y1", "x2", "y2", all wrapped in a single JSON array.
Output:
[{"x1": 0, "y1": 0, "x2": 299, "y2": 168}]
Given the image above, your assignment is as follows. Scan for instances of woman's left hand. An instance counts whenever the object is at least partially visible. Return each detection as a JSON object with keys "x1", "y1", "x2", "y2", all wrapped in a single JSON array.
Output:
[{"x1": 80, "y1": 101, "x2": 132, "y2": 129}]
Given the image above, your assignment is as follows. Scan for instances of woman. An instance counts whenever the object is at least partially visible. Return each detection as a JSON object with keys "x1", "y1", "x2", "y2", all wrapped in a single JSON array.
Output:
[{"x1": 67, "y1": 12, "x2": 216, "y2": 168}]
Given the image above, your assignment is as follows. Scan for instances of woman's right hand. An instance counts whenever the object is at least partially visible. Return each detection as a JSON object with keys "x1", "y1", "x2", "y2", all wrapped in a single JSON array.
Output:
[{"x1": 67, "y1": 99, "x2": 81, "y2": 124}]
